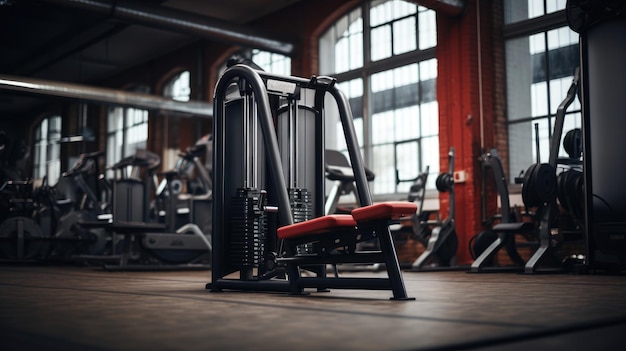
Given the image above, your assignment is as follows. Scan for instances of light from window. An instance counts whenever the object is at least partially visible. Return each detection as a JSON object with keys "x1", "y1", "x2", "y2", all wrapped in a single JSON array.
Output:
[
  {"x1": 33, "y1": 116, "x2": 61, "y2": 185},
  {"x1": 164, "y1": 71, "x2": 190, "y2": 102},
  {"x1": 505, "y1": 0, "x2": 579, "y2": 180},
  {"x1": 504, "y1": 0, "x2": 566, "y2": 24},
  {"x1": 319, "y1": 0, "x2": 438, "y2": 196},
  {"x1": 319, "y1": 7, "x2": 363, "y2": 74},
  {"x1": 251, "y1": 49, "x2": 291, "y2": 76},
  {"x1": 106, "y1": 105, "x2": 148, "y2": 178}
]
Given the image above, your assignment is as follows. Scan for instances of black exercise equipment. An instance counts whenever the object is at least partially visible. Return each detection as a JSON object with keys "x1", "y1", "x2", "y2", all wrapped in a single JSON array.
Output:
[
  {"x1": 208, "y1": 64, "x2": 413, "y2": 299},
  {"x1": 0, "y1": 179, "x2": 49, "y2": 261},
  {"x1": 411, "y1": 147, "x2": 458, "y2": 270},
  {"x1": 99, "y1": 148, "x2": 211, "y2": 270},
  {"x1": 469, "y1": 149, "x2": 537, "y2": 273},
  {"x1": 567, "y1": 0, "x2": 626, "y2": 271},
  {"x1": 324, "y1": 149, "x2": 375, "y2": 216},
  {"x1": 390, "y1": 165, "x2": 432, "y2": 259},
  {"x1": 50, "y1": 151, "x2": 114, "y2": 261},
  {"x1": 0, "y1": 132, "x2": 51, "y2": 261},
  {"x1": 518, "y1": 65, "x2": 582, "y2": 273}
]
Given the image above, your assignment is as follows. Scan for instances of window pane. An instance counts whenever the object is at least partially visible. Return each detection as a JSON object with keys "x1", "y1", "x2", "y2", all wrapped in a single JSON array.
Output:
[
  {"x1": 164, "y1": 71, "x2": 190, "y2": 101},
  {"x1": 320, "y1": 7, "x2": 363, "y2": 75},
  {"x1": 421, "y1": 136, "x2": 439, "y2": 189},
  {"x1": 108, "y1": 107, "x2": 123, "y2": 132},
  {"x1": 546, "y1": 0, "x2": 566, "y2": 14},
  {"x1": 420, "y1": 101, "x2": 439, "y2": 136},
  {"x1": 319, "y1": 0, "x2": 437, "y2": 194},
  {"x1": 395, "y1": 106, "x2": 419, "y2": 142},
  {"x1": 528, "y1": 0, "x2": 545, "y2": 19},
  {"x1": 505, "y1": 36, "x2": 537, "y2": 120},
  {"x1": 371, "y1": 25, "x2": 392, "y2": 61},
  {"x1": 32, "y1": 116, "x2": 62, "y2": 184},
  {"x1": 252, "y1": 49, "x2": 291, "y2": 76},
  {"x1": 371, "y1": 143, "x2": 395, "y2": 194},
  {"x1": 372, "y1": 110, "x2": 395, "y2": 144},
  {"x1": 393, "y1": 17, "x2": 416, "y2": 55},
  {"x1": 396, "y1": 140, "x2": 419, "y2": 193},
  {"x1": 418, "y1": 7, "x2": 436, "y2": 49}
]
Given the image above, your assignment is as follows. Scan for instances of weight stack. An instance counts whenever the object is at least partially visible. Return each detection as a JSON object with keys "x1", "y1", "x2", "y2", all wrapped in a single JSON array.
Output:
[
  {"x1": 229, "y1": 188, "x2": 267, "y2": 278},
  {"x1": 290, "y1": 188, "x2": 314, "y2": 254}
]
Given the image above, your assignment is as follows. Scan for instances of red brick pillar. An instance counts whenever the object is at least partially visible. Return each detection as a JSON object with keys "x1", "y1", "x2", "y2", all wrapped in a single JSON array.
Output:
[{"x1": 436, "y1": 0, "x2": 498, "y2": 265}]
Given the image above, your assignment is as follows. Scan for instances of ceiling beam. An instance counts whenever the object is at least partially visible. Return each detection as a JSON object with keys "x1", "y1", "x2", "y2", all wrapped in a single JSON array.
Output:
[
  {"x1": 0, "y1": 74, "x2": 213, "y2": 117},
  {"x1": 41, "y1": 0, "x2": 296, "y2": 55}
]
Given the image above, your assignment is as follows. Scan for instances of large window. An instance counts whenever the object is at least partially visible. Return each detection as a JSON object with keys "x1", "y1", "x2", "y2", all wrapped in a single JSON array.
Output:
[
  {"x1": 106, "y1": 86, "x2": 149, "y2": 177},
  {"x1": 161, "y1": 71, "x2": 192, "y2": 169},
  {"x1": 221, "y1": 49, "x2": 291, "y2": 77},
  {"x1": 163, "y1": 70, "x2": 191, "y2": 102},
  {"x1": 504, "y1": 0, "x2": 580, "y2": 179},
  {"x1": 33, "y1": 116, "x2": 62, "y2": 185},
  {"x1": 319, "y1": 0, "x2": 438, "y2": 196},
  {"x1": 251, "y1": 49, "x2": 291, "y2": 76}
]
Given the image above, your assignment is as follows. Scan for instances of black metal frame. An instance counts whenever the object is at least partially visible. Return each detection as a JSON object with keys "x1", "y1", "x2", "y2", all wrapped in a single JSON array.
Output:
[
  {"x1": 469, "y1": 150, "x2": 536, "y2": 273},
  {"x1": 208, "y1": 64, "x2": 411, "y2": 299}
]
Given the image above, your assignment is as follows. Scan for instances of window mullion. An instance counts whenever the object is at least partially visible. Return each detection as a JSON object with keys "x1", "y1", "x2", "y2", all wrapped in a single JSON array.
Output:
[{"x1": 362, "y1": 2, "x2": 372, "y2": 167}]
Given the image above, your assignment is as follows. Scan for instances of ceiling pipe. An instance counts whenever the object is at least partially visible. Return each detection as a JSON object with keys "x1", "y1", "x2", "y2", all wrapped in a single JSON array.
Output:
[
  {"x1": 40, "y1": 0, "x2": 296, "y2": 55},
  {"x1": 0, "y1": 74, "x2": 213, "y2": 117},
  {"x1": 408, "y1": 0, "x2": 466, "y2": 17}
]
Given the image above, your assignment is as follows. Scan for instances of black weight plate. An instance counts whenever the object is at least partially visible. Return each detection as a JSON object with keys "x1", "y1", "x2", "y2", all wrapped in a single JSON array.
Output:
[
  {"x1": 563, "y1": 128, "x2": 582, "y2": 159},
  {"x1": 435, "y1": 173, "x2": 452, "y2": 193},
  {"x1": 557, "y1": 172, "x2": 570, "y2": 211},
  {"x1": 435, "y1": 229, "x2": 458, "y2": 266},
  {"x1": 534, "y1": 163, "x2": 557, "y2": 204},
  {"x1": 521, "y1": 163, "x2": 538, "y2": 208},
  {"x1": 472, "y1": 230, "x2": 498, "y2": 260},
  {"x1": 571, "y1": 171, "x2": 585, "y2": 219}
]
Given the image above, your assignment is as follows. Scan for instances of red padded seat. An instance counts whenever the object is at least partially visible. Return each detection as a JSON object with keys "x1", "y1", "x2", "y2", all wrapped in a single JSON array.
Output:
[
  {"x1": 277, "y1": 214, "x2": 356, "y2": 240},
  {"x1": 351, "y1": 202, "x2": 417, "y2": 222}
]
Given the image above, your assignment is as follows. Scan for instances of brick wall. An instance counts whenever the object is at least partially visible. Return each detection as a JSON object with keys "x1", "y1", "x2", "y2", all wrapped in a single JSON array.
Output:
[{"x1": 436, "y1": 0, "x2": 502, "y2": 265}]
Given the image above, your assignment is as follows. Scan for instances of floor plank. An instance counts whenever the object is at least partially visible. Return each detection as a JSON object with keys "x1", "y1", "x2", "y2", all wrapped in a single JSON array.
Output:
[{"x1": 1, "y1": 265, "x2": 625, "y2": 350}]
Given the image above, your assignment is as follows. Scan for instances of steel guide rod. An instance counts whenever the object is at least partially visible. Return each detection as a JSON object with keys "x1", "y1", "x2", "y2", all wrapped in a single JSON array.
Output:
[{"x1": 210, "y1": 64, "x2": 376, "y2": 292}]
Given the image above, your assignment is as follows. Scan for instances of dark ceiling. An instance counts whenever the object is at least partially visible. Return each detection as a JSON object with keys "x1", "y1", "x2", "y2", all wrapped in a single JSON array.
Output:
[{"x1": 0, "y1": 0, "x2": 301, "y2": 116}]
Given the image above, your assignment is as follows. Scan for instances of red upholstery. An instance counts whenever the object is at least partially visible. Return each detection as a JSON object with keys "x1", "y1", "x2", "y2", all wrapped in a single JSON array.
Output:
[
  {"x1": 277, "y1": 214, "x2": 356, "y2": 240},
  {"x1": 351, "y1": 202, "x2": 417, "y2": 222}
]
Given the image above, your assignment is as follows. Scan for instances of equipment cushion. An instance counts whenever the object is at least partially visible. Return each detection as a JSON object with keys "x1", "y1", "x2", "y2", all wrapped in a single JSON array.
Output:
[
  {"x1": 277, "y1": 215, "x2": 356, "y2": 240},
  {"x1": 351, "y1": 202, "x2": 417, "y2": 222}
]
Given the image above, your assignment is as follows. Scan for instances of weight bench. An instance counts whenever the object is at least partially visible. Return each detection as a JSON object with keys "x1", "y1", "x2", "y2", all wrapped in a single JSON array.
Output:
[{"x1": 277, "y1": 201, "x2": 416, "y2": 300}]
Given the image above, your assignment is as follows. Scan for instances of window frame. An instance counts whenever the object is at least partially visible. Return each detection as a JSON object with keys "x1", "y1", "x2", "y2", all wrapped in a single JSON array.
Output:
[
  {"x1": 33, "y1": 115, "x2": 62, "y2": 185},
  {"x1": 503, "y1": 2, "x2": 581, "y2": 181},
  {"x1": 105, "y1": 85, "x2": 150, "y2": 178},
  {"x1": 319, "y1": 0, "x2": 438, "y2": 197}
]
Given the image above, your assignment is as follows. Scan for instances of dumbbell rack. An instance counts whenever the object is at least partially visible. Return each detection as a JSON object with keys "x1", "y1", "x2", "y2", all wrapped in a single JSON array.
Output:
[{"x1": 208, "y1": 64, "x2": 373, "y2": 293}]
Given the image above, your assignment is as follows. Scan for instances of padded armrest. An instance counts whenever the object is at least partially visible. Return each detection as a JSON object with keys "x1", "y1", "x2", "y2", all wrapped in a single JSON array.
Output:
[
  {"x1": 277, "y1": 215, "x2": 356, "y2": 240},
  {"x1": 351, "y1": 202, "x2": 417, "y2": 222}
]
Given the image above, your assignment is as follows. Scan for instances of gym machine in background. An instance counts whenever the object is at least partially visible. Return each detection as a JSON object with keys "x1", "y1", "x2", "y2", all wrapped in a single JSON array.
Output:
[
  {"x1": 208, "y1": 64, "x2": 414, "y2": 299},
  {"x1": 102, "y1": 148, "x2": 212, "y2": 270},
  {"x1": 410, "y1": 148, "x2": 458, "y2": 270},
  {"x1": 567, "y1": 0, "x2": 626, "y2": 271},
  {"x1": 469, "y1": 149, "x2": 538, "y2": 272}
]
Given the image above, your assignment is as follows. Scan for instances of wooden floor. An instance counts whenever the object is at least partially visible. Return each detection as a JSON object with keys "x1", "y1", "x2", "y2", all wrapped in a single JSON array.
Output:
[{"x1": 1, "y1": 263, "x2": 625, "y2": 351}]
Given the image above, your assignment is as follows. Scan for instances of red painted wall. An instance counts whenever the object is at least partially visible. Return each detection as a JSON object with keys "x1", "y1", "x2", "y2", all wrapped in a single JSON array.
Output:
[{"x1": 436, "y1": 0, "x2": 501, "y2": 265}]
